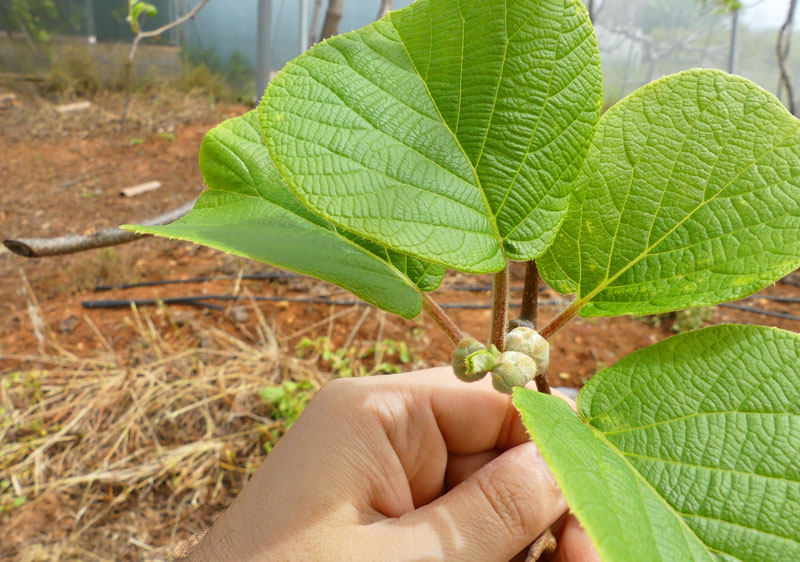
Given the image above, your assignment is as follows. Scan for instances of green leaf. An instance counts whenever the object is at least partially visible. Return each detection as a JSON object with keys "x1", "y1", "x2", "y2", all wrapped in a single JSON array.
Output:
[
  {"x1": 258, "y1": 386, "x2": 285, "y2": 404},
  {"x1": 131, "y1": 2, "x2": 158, "y2": 21},
  {"x1": 539, "y1": 69, "x2": 800, "y2": 316},
  {"x1": 124, "y1": 111, "x2": 444, "y2": 319},
  {"x1": 261, "y1": 0, "x2": 602, "y2": 273},
  {"x1": 514, "y1": 324, "x2": 800, "y2": 562},
  {"x1": 128, "y1": 1, "x2": 158, "y2": 33}
]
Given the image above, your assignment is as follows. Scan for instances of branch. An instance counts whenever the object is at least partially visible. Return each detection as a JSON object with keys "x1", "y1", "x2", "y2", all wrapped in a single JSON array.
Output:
[
  {"x1": 525, "y1": 528, "x2": 557, "y2": 562},
  {"x1": 4, "y1": 200, "x2": 195, "y2": 258},
  {"x1": 121, "y1": 0, "x2": 211, "y2": 129},
  {"x1": 131, "y1": 0, "x2": 211, "y2": 58},
  {"x1": 490, "y1": 266, "x2": 509, "y2": 350},
  {"x1": 376, "y1": 0, "x2": 394, "y2": 20},
  {"x1": 309, "y1": 0, "x2": 323, "y2": 47},
  {"x1": 422, "y1": 293, "x2": 465, "y2": 345},
  {"x1": 777, "y1": 0, "x2": 798, "y2": 115},
  {"x1": 319, "y1": 0, "x2": 344, "y2": 40},
  {"x1": 539, "y1": 298, "x2": 582, "y2": 340},
  {"x1": 516, "y1": 260, "x2": 539, "y2": 329}
]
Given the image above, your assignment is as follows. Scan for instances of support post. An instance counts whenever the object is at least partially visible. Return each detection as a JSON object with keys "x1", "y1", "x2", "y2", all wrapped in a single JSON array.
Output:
[
  {"x1": 300, "y1": 0, "x2": 309, "y2": 54},
  {"x1": 727, "y1": 8, "x2": 738, "y2": 74},
  {"x1": 84, "y1": 0, "x2": 96, "y2": 44},
  {"x1": 256, "y1": 0, "x2": 273, "y2": 102}
]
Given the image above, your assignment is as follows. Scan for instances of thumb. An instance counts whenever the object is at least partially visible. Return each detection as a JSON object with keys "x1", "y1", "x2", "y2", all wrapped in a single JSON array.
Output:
[{"x1": 375, "y1": 441, "x2": 568, "y2": 561}]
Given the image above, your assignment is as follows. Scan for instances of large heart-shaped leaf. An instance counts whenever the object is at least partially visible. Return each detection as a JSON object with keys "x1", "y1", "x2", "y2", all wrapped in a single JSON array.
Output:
[
  {"x1": 515, "y1": 324, "x2": 800, "y2": 562},
  {"x1": 261, "y1": 0, "x2": 602, "y2": 273},
  {"x1": 538, "y1": 69, "x2": 800, "y2": 316},
  {"x1": 124, "y1": 111, "x2": 444, "y2": 319}
]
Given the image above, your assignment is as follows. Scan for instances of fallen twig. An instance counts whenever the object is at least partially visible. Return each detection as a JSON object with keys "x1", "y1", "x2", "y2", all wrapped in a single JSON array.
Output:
[
  {"x1": 4, "y1": 200, "x2": 195, "y2": 258},
  {"x1": 120, "y1": 180, "x2": 162, "y2": 197}
]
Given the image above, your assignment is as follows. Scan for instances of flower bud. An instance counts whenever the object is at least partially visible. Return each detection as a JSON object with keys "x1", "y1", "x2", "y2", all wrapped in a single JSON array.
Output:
[
  {"x1": 504, "y1": 327, "x2": 549, "y2": 374},
  {"x1": 491, "y1": 351, "x2": 537, "y2": 394},
  {"x1": 452, "y1": 338, "x2": 490, "y2": 382}
]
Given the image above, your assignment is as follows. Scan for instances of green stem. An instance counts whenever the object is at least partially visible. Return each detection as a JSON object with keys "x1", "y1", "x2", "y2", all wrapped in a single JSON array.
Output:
[
  {"x1": 490, "y1": 265, "x2": 509, "y2": 350},
  {"x1": 422, "y1": 292, "x2": 464, "y2": 345}
]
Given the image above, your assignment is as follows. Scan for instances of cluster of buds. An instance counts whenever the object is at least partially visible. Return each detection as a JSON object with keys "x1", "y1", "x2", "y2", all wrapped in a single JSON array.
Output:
[{"x1": 451, "y1": 327, "x2": 550, "y2": 394}]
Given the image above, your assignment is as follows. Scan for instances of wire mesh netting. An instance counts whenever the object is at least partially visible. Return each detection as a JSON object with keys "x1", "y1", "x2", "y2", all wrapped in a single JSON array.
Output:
[{"x1": 1, "y1": 0, "x2": 798, "y2": 108}]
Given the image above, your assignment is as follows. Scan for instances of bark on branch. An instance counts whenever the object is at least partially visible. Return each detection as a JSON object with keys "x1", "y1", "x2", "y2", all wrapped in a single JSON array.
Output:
[
  {"x1": 777, "y1": 0, "x2": 798, "y2": 115},
  {"x1": 309, "y1": 0, "x2": 323, "y2": 47},
  {"x1": 376, "y1": 0, "x2": 394, "y2": 20},
  {"x1": 4, "y1": 200, "x2": 195, "y2": 258},
  {"x1": 319, "y1": 0, "x2": 344, "y2": 41},
  {"x1": 120, "y1": 0, "x2": 212, "y2": 129}
]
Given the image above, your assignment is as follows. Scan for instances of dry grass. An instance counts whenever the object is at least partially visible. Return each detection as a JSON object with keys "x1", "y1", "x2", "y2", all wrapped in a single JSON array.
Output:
[
  {"x1": 0, "y1": 302, "x2": 331, "y2": 561},
  {"x1": 0, "y1": 82, "x2": 225, "y2": 142}
]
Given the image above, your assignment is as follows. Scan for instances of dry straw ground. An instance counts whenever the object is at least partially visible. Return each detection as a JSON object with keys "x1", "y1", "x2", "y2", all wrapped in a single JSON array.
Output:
[{"x1": 0, "y1": 289, "x2": 338, "y2": 561}]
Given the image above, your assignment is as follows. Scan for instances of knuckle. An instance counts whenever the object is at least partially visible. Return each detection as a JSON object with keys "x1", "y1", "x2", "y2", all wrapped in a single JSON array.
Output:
[
  {"x1": 317, "y1": 375, "x2": 364, "y2": 397},
  {"x1": 314, "y1": 376, "x2": 379, "y2": 414},
  {"x1": 473, "y1": 466, "x2": 534, "y2": 540}
]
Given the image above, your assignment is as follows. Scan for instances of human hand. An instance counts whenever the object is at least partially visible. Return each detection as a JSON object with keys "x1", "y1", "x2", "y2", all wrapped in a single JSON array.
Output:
[{"x1": 187, "y1": 367, "x2": 599, "y2": 561}]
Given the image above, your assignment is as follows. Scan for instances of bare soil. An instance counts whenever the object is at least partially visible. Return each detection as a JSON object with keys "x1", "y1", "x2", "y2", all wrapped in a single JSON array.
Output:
[{"x1": 2, "y1": 82, "x2": 799, "y2": 560}]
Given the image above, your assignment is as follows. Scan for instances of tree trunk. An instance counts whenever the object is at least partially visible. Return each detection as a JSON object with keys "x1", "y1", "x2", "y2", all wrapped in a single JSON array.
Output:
[
  {"x1": 376, "y1": 0, "x2": 394, "y2": 20},
  {"x1": 320, "y1": 0, "x2": 344, "y2": 41},
  {"x1": 777, "y1": 0, "x2": 798, "y2": 115},
  {"x1": 309, "y1": 0, "x2": 323, "y2": 46}
]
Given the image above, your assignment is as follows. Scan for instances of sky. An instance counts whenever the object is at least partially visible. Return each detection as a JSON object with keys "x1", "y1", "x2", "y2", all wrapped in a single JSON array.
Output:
[
  {"x1": 190, "y1": 0, "x2": 797, "y2": 70},
  {"x1": 733, "y1": 0, "x2": 790, "y2": 29}
]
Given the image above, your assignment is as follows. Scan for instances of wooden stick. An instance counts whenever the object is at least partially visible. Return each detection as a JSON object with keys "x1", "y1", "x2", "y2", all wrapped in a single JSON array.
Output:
[
  {"x1": 120, "y1": 181, "x2": 162, "y2": 197},
  {"x1": 4, "y1": 200, "x2": 195, "y2": 258}
]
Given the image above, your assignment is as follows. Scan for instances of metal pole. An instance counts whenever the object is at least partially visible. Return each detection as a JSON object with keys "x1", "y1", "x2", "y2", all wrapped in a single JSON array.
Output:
[
  {"x1": 84, "y1": 0, "x2": 96, "y2": 44},
  {"x1": 727, "y1": 8, "x2": 738, "y2": 74},
  {"x1": 256, "y1": 0, "x2": 273, "y2": 102},
  {"x1": 300, "y1": 0, "x2": 309, "y2": 54}
]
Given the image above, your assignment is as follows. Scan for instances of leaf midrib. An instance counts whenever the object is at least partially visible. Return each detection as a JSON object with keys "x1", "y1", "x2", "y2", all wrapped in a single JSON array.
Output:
[
  {"x1": 198, "y1": 163, "x2": 425, "y2": 293},
  {"x1": 589, "y1": 425, "x2": 721, "y2": 562},
  {"x1": 575, "y1": 133, "x2": 787, "y2": 310},
  {"x1": 620, "y1": 449, "x2": 800, "y2": 486},
  {"x1": 389, "y1": 12, "x2": 505, "y2": 252}
]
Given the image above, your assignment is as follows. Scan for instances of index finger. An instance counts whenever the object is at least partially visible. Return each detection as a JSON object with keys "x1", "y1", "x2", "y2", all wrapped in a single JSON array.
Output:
[{"x1": 394, "y1": 366, "x2": 533, "y2": 454}]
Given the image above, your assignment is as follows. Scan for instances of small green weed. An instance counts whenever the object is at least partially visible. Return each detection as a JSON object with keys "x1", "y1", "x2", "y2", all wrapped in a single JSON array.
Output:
[
  {"x1": 295, "y1": 336, "x2": 412, "y2": 377},
  {"x1": 259, "y1": 380, "x2": 315, "y2": 452},
  {"x1": 0, "y1": 478, "x2": 27, "y2": 513},
  {"x1": 638, "y1": 306, "x2": 714, "y2": 334}
]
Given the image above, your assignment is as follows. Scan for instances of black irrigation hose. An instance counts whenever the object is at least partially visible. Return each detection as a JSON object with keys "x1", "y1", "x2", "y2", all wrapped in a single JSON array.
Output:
[
  {"x1": 757, "y1": 295, "x2": 800, "y2": 304},
  {"x1": 81, "y1": 295, "x2": 564, "y2": 310},
  {"x1": 82, "y1": 295, "x2": 360, "y2": 309},
  {"x1": 717, "y1": 303, "x2": 800, "y2": 322},
  {"x1": 443, "y1": 300, "x2": 562, "y2": 309},
  {"x1": 93, "y1": 275, "x2": 545, "y2": 294},
  {"x1": 94, "y1": 271, "x2": 303, "y2": 291},
  {"x1": 80, "y1": 295, "x2": 800, "y2": 322},
  {"x1": 444, "y1": 284, "x2": 549, "y2": 292}
]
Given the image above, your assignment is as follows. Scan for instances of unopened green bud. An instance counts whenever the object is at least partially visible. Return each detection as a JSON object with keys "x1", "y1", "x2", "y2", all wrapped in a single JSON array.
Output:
[
  {"x1": 491, "y1": 351, "x2": 537, "y2": 394},
  {"x1": 505, "y1": 327, "x2": 549, "y2": 374},
  {"x1": 452, "y1": 338, "x2": 490, "y2": 382}
]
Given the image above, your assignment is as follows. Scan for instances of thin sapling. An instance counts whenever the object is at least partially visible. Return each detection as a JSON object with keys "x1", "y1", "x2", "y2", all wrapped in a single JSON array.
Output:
[{"x1": 127, "y1": 0, "x2": 800, "y2": 559}]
